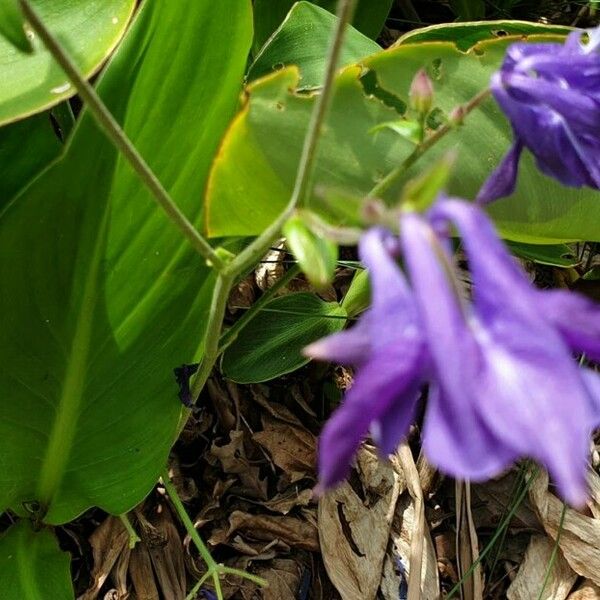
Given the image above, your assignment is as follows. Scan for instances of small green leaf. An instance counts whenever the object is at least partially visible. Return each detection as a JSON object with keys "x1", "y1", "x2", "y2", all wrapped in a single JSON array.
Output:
[
  {"x1": 222, "y1": 293, "x2": 347, "y2": 383},
  {"x1": 341, "y1": 268, "x2": 370, "y2": 317},
  {"x1": 0, "y1": 522, "x2": 73, "y2": 600},
  {"x1": 370, "y1": 119, "x2": 422, "y2": 144},
  {"x1": 283, "y1": 214, "x2": 338, "y2": 289},
  {"x1": 401, "y1": 152, "x2": 455, "y2": 211},
  {"x1": 248, "y1": 1, "x2": 380, "y2": 89}
]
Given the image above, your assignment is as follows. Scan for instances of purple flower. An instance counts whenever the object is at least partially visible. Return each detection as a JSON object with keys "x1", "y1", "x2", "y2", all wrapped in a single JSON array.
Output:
[
  {"x1": 306, "y1": 196, "x2": 600, "y2": 506},
  {"x1": 477, "y1": 27, "x2": 600, "y2": 204}
]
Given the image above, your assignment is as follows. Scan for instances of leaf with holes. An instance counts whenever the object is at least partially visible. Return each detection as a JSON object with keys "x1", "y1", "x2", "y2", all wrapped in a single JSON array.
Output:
[
  {"x1": 0, "y1": 0, "x2": 251, "y2": 524},
  {"x1": 248, "y1": 1, "x2": 380, "y2": 89},
  {"x1": 0, "y1": 0, "x2": 136, "y2": 125},
  {"x1": 0, "y1": 521, "x2": 73, "y2": 600},
  {"x1": 222, "y1": 293, "x2": 347, "y2": 383},
  {"x1": 206, "y1": 23, "x2": 600, "y2": 243}
]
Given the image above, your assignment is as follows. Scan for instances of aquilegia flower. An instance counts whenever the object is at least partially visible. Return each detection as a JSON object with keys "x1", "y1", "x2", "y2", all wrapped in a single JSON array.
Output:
[
  {"x1": 306, "y1": 196, "x2": 600, "y2": 506},
  {"x1": 477, "y1": 27, "x2": 600, "y2": 204}
]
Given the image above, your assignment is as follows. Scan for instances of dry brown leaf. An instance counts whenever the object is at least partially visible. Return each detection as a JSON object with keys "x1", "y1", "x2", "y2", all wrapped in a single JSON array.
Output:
[
  {"x1": 379, "y1": 447, "x2": 439, "y2": 600},
  {"x1": 226, "y1": 510, "x2": 319, "y2": 551},
  {"x1": 568, "y1": 580, "x2": 600, "y2": 599},
  {"x1": 79, "y1": 516, "x2": 129, "y2": 600},
  {"x1": 530, "y1": 469, "x2": 600, "y2": 586},
  {"x1": 255, "y1": 243, "x2": 285, "y2": 291},
  {"x1": 255, "y1": 558, "x2": 302, "y2": 600},
  {"x1": 211, "y1": 430, "x2": 268, "y2": 500},
  {"x1": 507, "y1": 535, "x2": 577, "y2": 600},
  {"x1": 253, "y1": 415, "x2": 316, "y2": 482},
  {"x1": 145, "y1": 507, "x2": 186, "y2": 600},
  {"x1": 319, "y1": 446, "x2": 403, "y2": 600},
  {"x1": 262, "y1": 487, "x2": 314, "y2": 515},
  {"x1": 129, "y1": 543, "x2": 160, "y2": 600}
]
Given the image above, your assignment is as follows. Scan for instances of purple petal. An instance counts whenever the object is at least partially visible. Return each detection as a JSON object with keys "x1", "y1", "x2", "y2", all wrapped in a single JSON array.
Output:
[
  {"x1": 541, "y1": 290, "x2": 600, "y2": 362},
  {"x1": 423, "y1": 384, "x2": 517, "y2": 480},
  {"x1": 304, "y1": 320, "x2": 371, "y2": 366},
  {"x1": 582, "y1": 368, "x2": 600, "y2": 429},
  {"x1": 476, "y1": 138, "x2": 523, "y2": 205},
  {"x1": 318, "y1": 345, "x2": 424, "y2": 490}
]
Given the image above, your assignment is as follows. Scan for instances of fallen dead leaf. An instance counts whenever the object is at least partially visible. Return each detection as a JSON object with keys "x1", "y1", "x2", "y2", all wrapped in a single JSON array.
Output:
[
  {"x1": 226, "y1": 510, "x2": 319, "y2": 551},
  {"x1": 253, "y1": 415, "x2": 316, "y2": 483},
  {"x1": 319, "y1": 446, "x2": 403, "y2": 600},
  {"x1": 568, "y1": 580, "x2": 600, "y2": 600},
  {"x1": 79, "y1": 517, "x2": 129, "y2": 600},
  {"x1": 529, "y1": 469, "x2": 600, "y2": 586},
  {"x1": 456, "y1": 481, "x2": 483, "y2": 600},
  {"x1": 255, "y1": 558, "x2": 302, "y2": 600},
  {"x1": 507, "y1": 535, "x2": 577, "y2": 600}
]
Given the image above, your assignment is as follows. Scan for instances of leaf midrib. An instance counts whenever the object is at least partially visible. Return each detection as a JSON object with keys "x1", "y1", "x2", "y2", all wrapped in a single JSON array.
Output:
[{"x1": 35, "y1": 210, "x2": 109, "y2": 509}]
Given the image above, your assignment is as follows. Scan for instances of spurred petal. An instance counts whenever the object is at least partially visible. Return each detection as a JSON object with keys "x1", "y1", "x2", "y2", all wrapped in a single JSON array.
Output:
[
  {"x1": 476, "y1": 138, "x2": 523, "y2": 205},
  {"x1": 582, "y1": 368, "x2": 600, "y2": 430}
]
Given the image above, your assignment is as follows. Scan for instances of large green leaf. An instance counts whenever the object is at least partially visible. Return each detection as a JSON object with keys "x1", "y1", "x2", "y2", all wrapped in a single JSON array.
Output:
[
  {"x1": 0, "y1": 0, "x2": 33, "y2": 52},
  {"x1": 0, "y1": 0, "x2": 136, "y2": 125},
  {"x1": 222, "y1": 293, "x2": 347, "y2": 383},
  {"x1": 0, "y1": 522, "x2": 73, "y2": 600},
  {"x1": 252, "y1": 0, "x2": 392, "y2": 54},
  {"x1": 0, "y1": 0, "x2": 252, "y2": 524},
  {"x1": 0, "y1": 111, "x2": 62, "y2": 207},
  {"x1": 248, "y1": 1, "x2": 380, "y2": 89},
  {"x1": 206, "y1": 25, "x2": 600, "y2": 243}
]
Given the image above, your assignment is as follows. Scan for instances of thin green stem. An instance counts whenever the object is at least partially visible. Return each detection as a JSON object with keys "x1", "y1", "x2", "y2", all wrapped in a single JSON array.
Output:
[
  {"x1": 219, "y1": 566, "x2": 268, "y2": 587},
  {"x1": 19, "y1": 0, "x2": 225, "y2": 271},
  {"x1": 536, "y1": 502, "x2": 567, "y2": 600},
  {"x1": 189, "y1": 272, "x2": 234, "y2": 402},
  {"x1": 369, "y1": 87, "x2": 492, "y2": 199},
  {"x1": 162, "y1": 468, "x2": 217, "y2": 571},
  {"x1": 119, "y1": 513, "x2": 141, "y2": 549},
  {"x1": 223, "y1": 0, "x2": 358, "y2": 279},
  {"x1": 184, "y1": 570, "x2": 213, "y2": 600},
  {"x1": 218, "y1": 264, "x2": 301, "y2": 353}
]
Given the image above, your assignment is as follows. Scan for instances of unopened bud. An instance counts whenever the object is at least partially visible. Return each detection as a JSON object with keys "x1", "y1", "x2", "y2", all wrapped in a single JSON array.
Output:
[
  {"x1": 409, "y1": 69, "x2": 434, "y2": 115},
  {"x1": 449, "y1": 105, "x2": 466, "y2": 127}
]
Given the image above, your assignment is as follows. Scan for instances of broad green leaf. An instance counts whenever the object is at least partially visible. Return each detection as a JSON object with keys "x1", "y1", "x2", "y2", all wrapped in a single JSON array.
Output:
[
  {"x1": 507, "y1": 242, "x2": 579, "y2": 268},
  {"x1": 248, "y1": 1, "x2": 380, "y2": 89},
  {"x1": 0, "y1": 0, "x2": 136, "y2": 125},
  {"x1": 395, "y1": 20, "x2": 571, "y2": 51},
  {"x1": 0, "y1": 111, "x2": 62, "y2": 207},
  {"x1": 0, "y1": 0, "x2": 32, "y2": 52},
  {"x1": 222, "y1": 293, "x2": 347, "y2": 383},
  {"x1": 0, "y1": 0, "x2": 251, "y2": 524},
  {"x1": 252, "y1": 0, "x2": 392, "y2": 53},
  {"x1": 206, "y1": 26, "x2": 600, "y2": 243},
  {"x1": 0, "y1": 522, "x2": 73, "y2": 600},
  {"x1": 341, "y1": 268, "x2": 369, "y2": 317}
]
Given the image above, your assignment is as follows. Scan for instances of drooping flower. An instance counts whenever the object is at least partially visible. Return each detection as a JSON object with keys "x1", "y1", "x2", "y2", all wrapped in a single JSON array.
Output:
[
  {"x1": 477, "y1": 27, "x2": 600, "y2": 204},
  {"x1": 306, "y1": 196, "x2": 600, "y2": 505}
]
